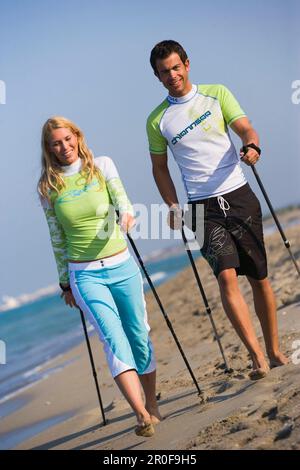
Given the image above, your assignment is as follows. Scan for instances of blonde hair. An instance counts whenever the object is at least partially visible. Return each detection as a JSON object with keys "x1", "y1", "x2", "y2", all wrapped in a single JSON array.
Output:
[{"x1": 38, "y1": 116, "x2": 104, "y2": 203}]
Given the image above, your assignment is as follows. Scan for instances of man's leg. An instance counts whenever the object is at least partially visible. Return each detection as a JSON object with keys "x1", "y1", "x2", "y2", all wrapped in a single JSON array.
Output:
[
  {"x1": 218, "y1": 268, "x2": 269, "y2": 378},
  {"x1": 247, "y1": 276, "x2": 289, "y2": 367}
]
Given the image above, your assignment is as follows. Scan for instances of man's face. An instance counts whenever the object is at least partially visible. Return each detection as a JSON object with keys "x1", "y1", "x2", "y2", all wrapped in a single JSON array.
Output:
[{"x1": 155, "y1": 52, "x2": 191, "y2": 97}]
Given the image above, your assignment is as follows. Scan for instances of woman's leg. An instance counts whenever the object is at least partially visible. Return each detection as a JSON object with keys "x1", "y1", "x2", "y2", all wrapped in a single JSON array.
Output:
[
  {"x1": 109, "y1": 258, "x2": 161, "y2": 416},
  {"x1": 139, "y1": 370, "x2": 162, "y2": 424},
  {"x1": 114, "y1": 370, "x2": 153, "y2": 427},
  {"x1": 70, "y1": 268, "x2": 154, "y2": 435}
]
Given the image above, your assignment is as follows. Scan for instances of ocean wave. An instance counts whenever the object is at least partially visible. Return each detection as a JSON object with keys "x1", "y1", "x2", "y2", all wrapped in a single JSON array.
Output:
[
  {"x1": 0, "y1": 377, "x2": 50, "y2": 405},
  {"x1": 149, "y1": 271, "x2": 168, "y2": 283},
  {"x1": 0, "y1": 285, "x2": 59, "y2": 313},
  {"x1": 21, "y1": 356, "x2": 63, "y2": 379},
  {"x1": 0, "y1": 356, "x2": 79, "y2": 406},
  {"x1": 142, "y1": 271, "x2": 168, "y2": 285}
]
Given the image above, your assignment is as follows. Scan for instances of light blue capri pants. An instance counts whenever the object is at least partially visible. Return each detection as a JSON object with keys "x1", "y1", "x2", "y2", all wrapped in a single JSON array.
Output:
[{"x1": 69, "y1": 251, "x2": 156, "y2": 378}]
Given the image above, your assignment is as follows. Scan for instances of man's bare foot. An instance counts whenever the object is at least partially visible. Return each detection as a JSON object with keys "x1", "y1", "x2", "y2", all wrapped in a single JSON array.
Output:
[
  {"x1": 249, "y1": 355, "x2": 270, "y2": 381},
  {"x1": 269, "y1": 352, "x2": 289, "y2": 368},
  {"x1": 249, "y1": 367, "x2": 269, "y2": 380}
]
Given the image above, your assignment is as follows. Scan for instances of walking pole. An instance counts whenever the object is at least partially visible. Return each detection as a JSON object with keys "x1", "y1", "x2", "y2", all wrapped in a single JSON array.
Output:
[
  {"x1": 251, "y1": 165, "x2": 300, "y2": 277},
  {"x1": 181, "y1": 223, "x2": 232, "y2": 374},
  {"x1": 78, "y1": 308, "x2": 107, "y2": 426},
  {"x1": 126, "y1": 232, "x2": 203, "y2": 397},
  {"x1": 241, "y1": 146, "x2": 300, "y2": 278}
]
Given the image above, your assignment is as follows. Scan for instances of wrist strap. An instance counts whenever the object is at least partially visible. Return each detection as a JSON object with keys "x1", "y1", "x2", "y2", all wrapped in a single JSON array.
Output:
[
  {"x1": 59, "y1": 283, "x2": 71, "y2": 292},
  {"x1": 242, "y1": 143, "x2": 261, "y2": 156}
]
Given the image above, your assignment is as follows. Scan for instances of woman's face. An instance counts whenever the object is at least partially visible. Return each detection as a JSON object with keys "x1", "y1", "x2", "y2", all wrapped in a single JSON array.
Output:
[{"x1": 49, "y1": 127, "x2": 79, "y2": 166}]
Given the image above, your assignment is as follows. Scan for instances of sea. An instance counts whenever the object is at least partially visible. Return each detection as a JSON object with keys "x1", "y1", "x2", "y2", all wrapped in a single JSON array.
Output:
[{"x1": 0, "y1": 249, "x2": 200, "y2": 411}]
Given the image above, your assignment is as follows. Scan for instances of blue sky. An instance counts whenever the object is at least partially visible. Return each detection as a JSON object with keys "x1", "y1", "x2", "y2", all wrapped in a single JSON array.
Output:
[{"x1": 0, "y1": 0, "x2": 299, "y2": 299}]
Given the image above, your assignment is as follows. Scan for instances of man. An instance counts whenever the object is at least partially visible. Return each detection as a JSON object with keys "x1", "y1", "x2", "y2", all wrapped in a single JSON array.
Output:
[{"x1": 146, "y1": 40, "x2": 288, "y2": 380}]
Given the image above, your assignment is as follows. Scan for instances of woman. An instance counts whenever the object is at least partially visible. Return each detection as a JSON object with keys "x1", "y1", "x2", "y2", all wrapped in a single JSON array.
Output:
[{"x1": 38, "y1": 116, "x2": 161, "y2": 437}]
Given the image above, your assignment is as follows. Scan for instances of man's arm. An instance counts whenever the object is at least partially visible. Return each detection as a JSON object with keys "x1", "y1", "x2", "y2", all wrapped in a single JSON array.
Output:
[
  {"x1": 150, "y1": 153, "x2": 182, "y2": 229},
  {"x1": 150, "y1": 152, "x2": 179, "y2": 207},
  {"x1": 230, "y1": 116, "x2": 260, "y2": 166},
  {"x1": 230, "y1": 116, "x2": 259, "y2": 146}
]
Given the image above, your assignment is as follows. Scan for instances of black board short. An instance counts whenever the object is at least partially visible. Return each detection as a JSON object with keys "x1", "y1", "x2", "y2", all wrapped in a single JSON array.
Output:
[{"x1": 190, "y1": 183, "x2": 268, "y2": 280}]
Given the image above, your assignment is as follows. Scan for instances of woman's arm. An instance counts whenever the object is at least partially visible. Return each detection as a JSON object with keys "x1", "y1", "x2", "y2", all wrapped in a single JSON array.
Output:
[
  {"x1": 40, "y1": 197, "x2": 77, "y2": 307},
  {"x1": 95, "y1": 157, "x2": 135, "y2": 232}
]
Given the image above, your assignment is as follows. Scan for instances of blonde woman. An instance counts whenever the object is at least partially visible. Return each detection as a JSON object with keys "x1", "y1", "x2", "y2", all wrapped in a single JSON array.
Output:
[{"x1": 38, "y1": 116, "x2": 161, "y2": 436}]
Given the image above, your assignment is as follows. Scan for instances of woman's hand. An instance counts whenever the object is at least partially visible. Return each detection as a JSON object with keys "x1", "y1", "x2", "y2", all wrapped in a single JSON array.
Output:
[
  {"x1": 61, "y1": 289, "x2": 78, "y2": 308},
  {"x1": 119, "y1": 212, "x2": 136, "y2": 233}
]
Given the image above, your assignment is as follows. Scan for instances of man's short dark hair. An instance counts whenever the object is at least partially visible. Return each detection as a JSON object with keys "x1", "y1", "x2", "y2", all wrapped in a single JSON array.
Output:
[{"x1": 150, "y1": 40, "x2": 188, "y2": 76}]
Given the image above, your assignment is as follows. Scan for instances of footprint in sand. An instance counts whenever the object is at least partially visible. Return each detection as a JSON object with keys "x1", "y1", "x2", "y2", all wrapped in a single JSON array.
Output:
[
  {"x1": 103, "y1": 399, "x2": 130, "y2": 414},
  {"x1": 215, "y1": 381, "x2": 234, "y2": 394},
  {"x1": 274, "y1": 422, "x2": 294, "y2": 441}
]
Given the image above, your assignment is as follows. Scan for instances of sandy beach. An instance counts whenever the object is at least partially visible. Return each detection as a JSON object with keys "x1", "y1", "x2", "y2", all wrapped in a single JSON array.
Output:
[{"x1": 1, "y1": 208, "x2": 300, "y2": 451}]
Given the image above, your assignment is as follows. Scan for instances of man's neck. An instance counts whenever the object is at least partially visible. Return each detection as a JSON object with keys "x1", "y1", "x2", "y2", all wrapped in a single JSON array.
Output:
[
  {"x1": 169, "y1": 81, "x2": 193, "y2": 98},
  {"x1": 168, "y1": 83, "x2": 196, "y2": 104}
]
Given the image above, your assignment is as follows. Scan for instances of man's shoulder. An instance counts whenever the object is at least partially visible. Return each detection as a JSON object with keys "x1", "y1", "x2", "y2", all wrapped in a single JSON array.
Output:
[
  {"x1": 197, "y1": 83, "x2": 229, "y2": 99},
  {"x1": 147, "y1": 98, "x2": 170, "y2": 126}
]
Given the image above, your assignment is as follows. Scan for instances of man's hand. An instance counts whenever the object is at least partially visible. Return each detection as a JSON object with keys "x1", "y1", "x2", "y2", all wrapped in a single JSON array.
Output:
[
  {"x1": 167, "y1": 204, "x2": 183, "y2": 230},
  {"x1": 61, "y1": 290, "x2": 77, "y2": 308},
  {"x1": 240, "y1": 146, "x2": 260, "y2": 166},
  {"x1": 119, "y1": 212, "x2": 136, "y2": 233}
]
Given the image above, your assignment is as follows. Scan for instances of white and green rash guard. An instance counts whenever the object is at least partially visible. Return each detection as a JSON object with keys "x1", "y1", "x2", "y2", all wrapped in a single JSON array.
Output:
[
  {"x1": 40, "y1": 156, "x2": 134, "y2": 285},
  {"x1": 147, "y1": 84, "x2": 247, "y2": 201}
]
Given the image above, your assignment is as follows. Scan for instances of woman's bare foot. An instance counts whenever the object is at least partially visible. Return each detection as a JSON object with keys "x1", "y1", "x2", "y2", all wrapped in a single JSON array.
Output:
[
  {"x1": 269, "y1": 351, "x2": 289, "y2": 368},
  {"x1": 135, "y1": 421, "x2": 155, "y2": 437},
  {"x1": 146, "y1": 405, "x2": 163, "y2": 425},
  {"x1": 135, "y1": 411, "x2": 155, "y2": 437}
]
